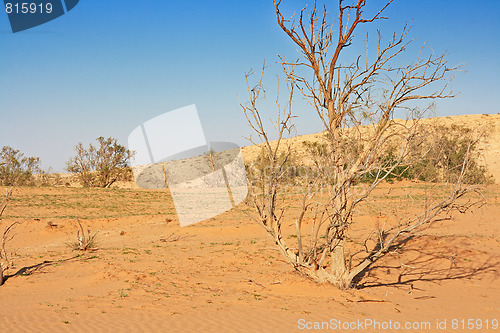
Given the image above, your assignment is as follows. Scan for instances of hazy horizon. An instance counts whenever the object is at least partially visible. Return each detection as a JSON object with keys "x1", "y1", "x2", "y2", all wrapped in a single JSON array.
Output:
[{"x1": 1, "y1": 0, "x2": 499, "y2": 172}]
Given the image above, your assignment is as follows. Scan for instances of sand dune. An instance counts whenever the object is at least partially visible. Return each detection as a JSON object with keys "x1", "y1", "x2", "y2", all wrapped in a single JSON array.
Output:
[
  {"x1": 0, "y1": 114, "x2": 499, "y2": 332},
  {"x1": 242, "y1": 113, "x2": 500, "y2": 183}
]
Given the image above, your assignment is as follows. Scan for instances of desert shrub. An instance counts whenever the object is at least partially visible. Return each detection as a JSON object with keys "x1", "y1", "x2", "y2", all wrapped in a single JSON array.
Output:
[
  {"x1": 412, "y1": 125, "x2": 486, "y2": 184},
  {"x1": 116, "y1": 166, "x2": 134, "y2": 182},
  {"x1": 303, "y1": 135, "x2": 364, "y2": 168},
  {"x1": 36, "y1": 171, "x2": 63, "y2": 187},
  {"x1": 68, "y1": 219, "x2": 99, "y2": 251},
  {"x1": 420, "y1": 125, "x2": 491, "y2": 184},
  {"x1": 303, "y1": 140, "x2": 329, "y2": 159},
  {"x1": 66, "y1": 137, "x2": 134, "y2": 188},
  {"x1": 0, "y1": 146, "x2": 43, "y2": 186},
  {"x1": 346, "y1": 124, "x2": 491, "y2": 185},
  {"x1": 241, "y1": 0, "x2": 484, "y2": 289},
  {"x1": 246, "y1": 147, "x2": 304, "y2": 186}
]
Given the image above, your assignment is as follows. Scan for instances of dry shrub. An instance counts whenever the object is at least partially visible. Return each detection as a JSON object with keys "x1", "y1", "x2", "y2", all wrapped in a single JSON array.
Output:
[
  {"x1": 240, "y1": 0, "x2": 484, "y2": 289},
  {"x1": 355, "y1": 124, "x2": 491, "y2": 185},
  {"x1": 66, "y1": 137, "x2": 134, "y2": 188},
  {"x1": 68, "y1": 219, "x2": 99, "y2": 251},
  {"x1": 0, "y1": 146, "x2": 43, "y2": 186}
]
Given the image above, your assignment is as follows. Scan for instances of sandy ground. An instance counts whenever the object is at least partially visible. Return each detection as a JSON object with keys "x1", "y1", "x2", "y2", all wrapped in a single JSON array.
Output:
[{"x1": 0, "y1": 114, "x2": 499, "y2": 332}]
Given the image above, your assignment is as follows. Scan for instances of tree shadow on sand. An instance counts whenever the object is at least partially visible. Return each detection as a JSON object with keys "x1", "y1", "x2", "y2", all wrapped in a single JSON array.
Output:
[
  {"x1": 354, "y1": 235, "x2": 499, "y2": 290},
  {"x1": 2, "y1": 254, "x2": 91, "y2": 284}
]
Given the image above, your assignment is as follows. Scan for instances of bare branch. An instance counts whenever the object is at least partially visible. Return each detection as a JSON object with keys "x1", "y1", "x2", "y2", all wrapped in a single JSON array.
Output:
[{"x1": 242, "y1": 0, "x2": 478, "y2": 290}]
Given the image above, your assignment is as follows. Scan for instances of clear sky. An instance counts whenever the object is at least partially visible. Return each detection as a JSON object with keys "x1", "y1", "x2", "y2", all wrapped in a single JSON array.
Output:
[{"x1": 1, "y1": 0, "x2": 499, "y2": 171}]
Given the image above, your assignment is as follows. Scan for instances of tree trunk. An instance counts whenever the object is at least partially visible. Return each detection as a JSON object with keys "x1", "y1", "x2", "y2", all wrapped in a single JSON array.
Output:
[
  {"x1": 292, "y1": 241, "x2": 354, "y2": 289},
  {"x1": 329, "y1": 240, "x2": 350, "y2": 289},
  {"x1": 295, "y1": 264, "x2": 352, "y2": 289}
]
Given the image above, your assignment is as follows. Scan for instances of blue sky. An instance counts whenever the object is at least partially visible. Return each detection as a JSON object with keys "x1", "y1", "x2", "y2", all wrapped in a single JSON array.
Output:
[{"x1": 1, "y1": 0, "x2": 499, "y2": 171}]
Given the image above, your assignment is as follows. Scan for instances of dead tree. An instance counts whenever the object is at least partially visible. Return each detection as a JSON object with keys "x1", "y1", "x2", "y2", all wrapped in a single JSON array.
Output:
[{"x1": 241, "y1": 0, "x2": 482, "y2": 289}]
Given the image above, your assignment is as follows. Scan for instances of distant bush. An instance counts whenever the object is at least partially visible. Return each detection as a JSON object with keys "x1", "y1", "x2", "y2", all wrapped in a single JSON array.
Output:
[
  {"x1": 425, "y1": 125, "x2": 490, "y2": 184},
  {"x1": 357, "y1": 124, "x2": 491, "y2": 184},
  {"x1": 0, "y1": 146, "x2": 43, "y2": 186},
  {"x1": 66, "y1": 137, "x2": 134, "y2": 188},
  {"x1": 246, "y1": 124, "x2": 490, "y2": 188},
  {"x1": 246, "y1": 146, "x2": 304, "y2": 187}
]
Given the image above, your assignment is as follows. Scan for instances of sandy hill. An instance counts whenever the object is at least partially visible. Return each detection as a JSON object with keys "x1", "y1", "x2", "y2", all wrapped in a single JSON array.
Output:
[
  {"x1": 241, "y1": 113, "x2": 500, "y2": 183},
  {"x1": 0, "y1": 113, "x2": 498, "y2": 332}
]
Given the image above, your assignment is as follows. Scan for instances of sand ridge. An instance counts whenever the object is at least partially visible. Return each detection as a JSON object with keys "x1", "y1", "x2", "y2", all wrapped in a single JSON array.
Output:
[{"x1": 0, "y1": 114, "x2": 498, "y2": 332}]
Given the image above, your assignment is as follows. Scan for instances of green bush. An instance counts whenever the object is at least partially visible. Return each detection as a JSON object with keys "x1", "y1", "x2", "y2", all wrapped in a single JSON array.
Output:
[
  {"x1": 358, "y1": 124, "x2": 491, "y2": 184},
  {"x1": 0, "y1": 146, "x2": 43, "y2": 186},
  {"x1": 425, "y1": 125, "x2": 490, "y2": 184},
  {"x1": 245, "y1": 146, "x2": 305, "y2": 187},
  {"x1": 247, "y1": 124, "x2": 490, "y2": 187},
  {"x1": 66, "y1": 137, "x2": 134, "y2": 188}
]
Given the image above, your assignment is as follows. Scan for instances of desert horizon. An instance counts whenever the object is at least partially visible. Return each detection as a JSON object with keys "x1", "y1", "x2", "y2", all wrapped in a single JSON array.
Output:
[
  {"x1": 2, "y1": 0, "x2": 499, "y2": 331},
  {"x1": 0, "y1": 113, "x2": 498, "y2": 332}
]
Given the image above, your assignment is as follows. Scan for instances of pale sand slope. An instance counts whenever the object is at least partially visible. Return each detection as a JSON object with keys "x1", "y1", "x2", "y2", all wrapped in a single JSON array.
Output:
[
  {"x1": 0, "y1": 113, "x2": 498, "y2": 332},
  {"x1": 241, "y1": 113, "x2": 500, "y2": 183}
]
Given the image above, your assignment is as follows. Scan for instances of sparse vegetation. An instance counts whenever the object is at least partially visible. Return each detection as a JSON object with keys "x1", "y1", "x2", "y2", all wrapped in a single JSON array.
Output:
[
  {"x1": 0, "y1": 189, "x2": 23, "y2": 286},
  {"x1": 246, "y1": 147, "x2": 304, "y2": 187},
  {"x1": 69, "y1": 219, "x2": 99, "y2": 251},
  {"x1": 414, "y1": 125, "x2": 491, "y2": 184},
  {"x1": 0, "y1": 146, "x2": 43, "y2": 186},
  {"x1": 241, "y1": 0, "x2": 484, "y2": 289},
  {"x1": 0, "y1": 187, "x2": 174, "y2": 220},
  {"x1": 301, "y1": 124, "x2": 491, "y2": 185},
  {"x1": 66, "y1": 137, "x2": 134, "y2": 188},
  {"x1": 360, "y1": 124, "x2": 491, "y2": 184}
]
